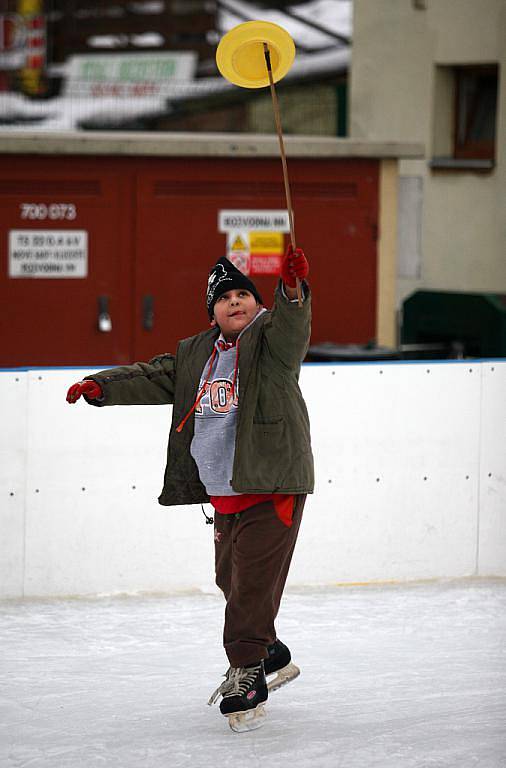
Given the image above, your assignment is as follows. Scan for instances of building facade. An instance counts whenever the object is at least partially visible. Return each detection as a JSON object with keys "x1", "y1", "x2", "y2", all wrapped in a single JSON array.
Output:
[{"x1": 350, "y1": 0, "x2": 506, "y2": 317}]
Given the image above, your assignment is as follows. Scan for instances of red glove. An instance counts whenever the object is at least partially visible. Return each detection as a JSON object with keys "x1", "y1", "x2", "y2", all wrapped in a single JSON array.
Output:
[
  {"x1": 281, "y1": 245, "x2": 309, "y2": 288},
  {"x1": 66, "y1": 380, "x2": 103, "y2": 404}
]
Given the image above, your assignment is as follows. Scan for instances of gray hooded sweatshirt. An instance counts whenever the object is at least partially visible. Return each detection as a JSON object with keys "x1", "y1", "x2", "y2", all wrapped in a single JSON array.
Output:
[{"x1": 190, "y1": 308, "x2": 267, "y2": 496}]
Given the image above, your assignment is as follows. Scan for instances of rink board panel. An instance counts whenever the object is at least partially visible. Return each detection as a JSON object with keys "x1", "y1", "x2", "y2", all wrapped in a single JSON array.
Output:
[
  {"x1": 0, "y1": 373, "x2": 27, "y2": 597},
  {"x1": 0, "y1": 361, "x2": 504, "y2": 597},
  {"x1": 478, "y1": 362, "x2": 506, "y2": 575},
  {"x1": 22, "y1": 370, "x2": 213, "y2": 597},
  {"x1": 298, "y1": 362, "x2": 481, "y2": 583}
]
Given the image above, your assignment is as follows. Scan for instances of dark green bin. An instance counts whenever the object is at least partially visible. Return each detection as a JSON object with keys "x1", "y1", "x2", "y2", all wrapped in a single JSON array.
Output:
[{"x1": 402, "y1": 291, "x2": 506, "y2": 358}]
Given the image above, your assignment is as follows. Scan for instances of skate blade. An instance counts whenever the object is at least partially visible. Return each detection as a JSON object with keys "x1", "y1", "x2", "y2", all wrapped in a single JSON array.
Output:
[
  {"x1": 266, "y1": 661, "x2": 300, "y2": 692},
  {"x1": 227, "y1": 704, "x2": 266, "y2": 733}
]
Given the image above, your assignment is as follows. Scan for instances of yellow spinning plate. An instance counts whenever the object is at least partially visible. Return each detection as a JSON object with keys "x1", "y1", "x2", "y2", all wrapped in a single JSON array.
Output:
[{"x1": 216, "y1": 20, "x2": 295, "y2": 89}]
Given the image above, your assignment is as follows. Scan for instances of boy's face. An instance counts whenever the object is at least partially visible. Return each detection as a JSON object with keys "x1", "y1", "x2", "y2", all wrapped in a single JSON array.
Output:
[{"x1": 211, "y1": 288, "x2": 261, "y2": 340}]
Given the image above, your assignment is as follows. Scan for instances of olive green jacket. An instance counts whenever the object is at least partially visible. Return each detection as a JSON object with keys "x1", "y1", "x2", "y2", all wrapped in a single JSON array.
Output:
[{"x1": 86, "y1": 282, "x2": 314, "y2": 506}]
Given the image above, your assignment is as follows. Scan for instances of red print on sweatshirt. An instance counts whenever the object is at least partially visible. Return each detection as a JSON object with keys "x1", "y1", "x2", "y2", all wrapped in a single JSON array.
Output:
[{"x1": 195, "y1": 378, "x2": 239, "y2": 416}]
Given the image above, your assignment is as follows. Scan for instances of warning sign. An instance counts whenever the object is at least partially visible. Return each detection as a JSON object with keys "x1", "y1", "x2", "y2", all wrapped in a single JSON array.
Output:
[
  {"x1": 223, "y1": 217, "x2": 287, "y2": 276},
  {"x1": 9, "y1": 230, "x2": 88, "y2": 278},
  {"x1": 229, "y1": 251, "x2": 250, "y2": 274},
  {"x1": 230, "y1": 234, "x2": 248, "y2": 252},
  {"x1": 249, "y1": 231, "x2": 283, "y2": 276},
  {"x1": 227, "y1": 230, "x2": 250, "y2": 275},
  {"x1": 250, "y1": 232, "x2": 283, "y2": 253},
  {"x1": 251, "y1": 254, "x2": 283, "y2": 275}
]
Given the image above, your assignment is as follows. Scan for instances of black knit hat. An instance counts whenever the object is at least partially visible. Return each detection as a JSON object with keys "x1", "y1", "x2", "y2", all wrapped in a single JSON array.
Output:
[{"x1": 206, "y1": 257, "x2": 263, "y2": 319}]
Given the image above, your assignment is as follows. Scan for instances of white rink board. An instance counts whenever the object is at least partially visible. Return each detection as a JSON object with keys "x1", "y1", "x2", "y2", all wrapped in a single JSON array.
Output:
[
  {"x1": 22, "y1": 369, "x2": 212, "y2": 597},
  {"x1": 0, "y1": 372, "x2": 28, "y2": 597},
  {"x1": 0, "y1": 361, "x2": 504, "y2": 598},
  {"x1": 478, "y1": 362, "x2": 506, "y2": 574},
  {"x1": 297, "y1": 362, "x2": 482, "y2": 583}
]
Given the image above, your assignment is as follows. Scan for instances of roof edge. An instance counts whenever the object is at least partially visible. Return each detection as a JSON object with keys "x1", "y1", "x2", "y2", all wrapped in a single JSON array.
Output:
[{"x1": 0, "y1": 130, "x2": 424, "y2": 159}]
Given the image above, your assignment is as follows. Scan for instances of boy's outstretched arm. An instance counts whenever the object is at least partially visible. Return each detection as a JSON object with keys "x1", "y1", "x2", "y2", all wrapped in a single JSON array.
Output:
[{"x1": 66, "y1": 352, "x2": 177, "y2": 407}]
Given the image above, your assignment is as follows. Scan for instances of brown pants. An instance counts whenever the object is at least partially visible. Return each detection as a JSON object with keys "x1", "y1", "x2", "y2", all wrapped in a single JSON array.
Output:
[{"x1": 214, "y1": 495, "x2": 305, "y2": 668}]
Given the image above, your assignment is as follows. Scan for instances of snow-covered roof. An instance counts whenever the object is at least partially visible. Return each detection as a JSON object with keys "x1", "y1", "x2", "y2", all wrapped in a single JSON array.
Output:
[
  {"x1": 218, "y1": 0, "x2": 351, "y2": 49},
  {"x1": 0, "y1": 0, "x2": 352, "y2": 132}
]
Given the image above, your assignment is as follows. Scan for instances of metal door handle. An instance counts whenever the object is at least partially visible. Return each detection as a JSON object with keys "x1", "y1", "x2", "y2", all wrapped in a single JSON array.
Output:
[
  {"x1": 142, "y1": 294, "x2": 154, "y2": 331},
  {"x1": 98, "y1": 295, "x2": 112, "y2": 332}
]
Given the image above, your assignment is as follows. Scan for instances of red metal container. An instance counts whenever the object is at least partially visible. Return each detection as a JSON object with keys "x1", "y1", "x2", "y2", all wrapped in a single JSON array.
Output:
[{"x1": 0, "y1": 153, "x2": 378, "y2": 366}]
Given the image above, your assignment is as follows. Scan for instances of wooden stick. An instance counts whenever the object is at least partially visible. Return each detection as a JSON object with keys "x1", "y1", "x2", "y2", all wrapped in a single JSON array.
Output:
[{"x1": 263, "y1": 42, "x2": 302, "y2": 307}]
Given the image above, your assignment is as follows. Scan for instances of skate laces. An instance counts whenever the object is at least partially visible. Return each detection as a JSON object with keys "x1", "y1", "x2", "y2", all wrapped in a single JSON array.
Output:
[{"x1": 207, "y1": 664, "x2": 261, "y2": 706}]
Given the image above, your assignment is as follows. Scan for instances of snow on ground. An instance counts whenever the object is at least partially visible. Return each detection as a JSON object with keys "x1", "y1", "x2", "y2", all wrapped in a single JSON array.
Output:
[{"x1": 1, "y1": 579, "x2": 505, "y2": 768}]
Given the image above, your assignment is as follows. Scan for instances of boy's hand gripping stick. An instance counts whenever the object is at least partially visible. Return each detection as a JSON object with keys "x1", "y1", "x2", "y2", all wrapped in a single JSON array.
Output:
[{"x1": 281, "y1": 246, "x2": 309, "y2": 289}]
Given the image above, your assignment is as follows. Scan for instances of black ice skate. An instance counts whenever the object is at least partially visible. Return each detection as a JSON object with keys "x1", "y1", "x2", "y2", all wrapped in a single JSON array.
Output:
[
  {"x1": 264, "y1": 639, "x2": 300, "y2": 692},
  {"x1": 208, "y1": 662, "x2": 268, "y2": 732}
]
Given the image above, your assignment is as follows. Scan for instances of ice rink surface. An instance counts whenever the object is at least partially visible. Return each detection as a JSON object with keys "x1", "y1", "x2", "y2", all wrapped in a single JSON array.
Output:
[{"x1": 1, "y1": 580, "x2": 505, "y2": 768}]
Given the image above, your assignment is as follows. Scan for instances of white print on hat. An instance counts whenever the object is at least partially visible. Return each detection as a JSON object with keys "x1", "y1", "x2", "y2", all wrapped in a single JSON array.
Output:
[{"x1": 207, "y1": 263, "x2": 232, "y2": 307}]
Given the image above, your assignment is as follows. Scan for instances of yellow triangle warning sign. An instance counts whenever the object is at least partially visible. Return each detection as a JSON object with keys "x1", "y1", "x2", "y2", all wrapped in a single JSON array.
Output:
[{"x1": 231, "y1": 234, "x2": 247, "y2": 251}]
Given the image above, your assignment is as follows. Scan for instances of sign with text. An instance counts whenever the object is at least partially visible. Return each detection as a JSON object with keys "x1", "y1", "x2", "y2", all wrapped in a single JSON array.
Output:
[
  {"x1": 250, "y1": 231, "x2": 283, "y2": 275},
  {"x1": 0, "y1": 13, "x2": 26, "y2": 69},
  {"x1": 65, "y1": 52, "x2": 197, "y2": 98},
  {"x1": 9, "y1": 230, "x2": 88, "y2": 278},
  {"x1": 220, "y1": 211, "x2": 288, "y2": 276},
  {"x1": 251, "y1": 253, "x2": 283, "y2": 275},
  {"x1": 219, "y1": 210, "x2": 290, "y2": 233}
]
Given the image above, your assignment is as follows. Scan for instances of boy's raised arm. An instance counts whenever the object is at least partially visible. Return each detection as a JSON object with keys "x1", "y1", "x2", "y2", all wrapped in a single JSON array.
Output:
[
  {"x1": 264, "y1": 246, "x2": 311, "y2": 370},
  {"x1": 280, "y1": 246, "x2": 309, "y2": 301},
  {"x1": 66, "y1": 352, "x2": 177, "y2": 407}
]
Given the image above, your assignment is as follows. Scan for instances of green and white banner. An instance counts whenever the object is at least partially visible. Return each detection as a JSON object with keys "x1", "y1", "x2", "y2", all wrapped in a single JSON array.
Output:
[{"x1": 65, "y1": 51, "x2": 197, "y2": 98}]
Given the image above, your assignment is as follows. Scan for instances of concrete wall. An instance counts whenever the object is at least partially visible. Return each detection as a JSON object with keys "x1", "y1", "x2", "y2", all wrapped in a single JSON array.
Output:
[
  {"x1": 1, "y1": 361, "x2": 505, "y2": 599},
  {"x1": 350, "y1": 0, "x2": 506, "y2": 308}
]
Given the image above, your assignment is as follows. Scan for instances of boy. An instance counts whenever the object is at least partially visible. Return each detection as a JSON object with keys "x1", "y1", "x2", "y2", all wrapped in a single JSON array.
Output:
[{"x1": 67, "y1": 246, "x2": 314, "y2": 732}]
